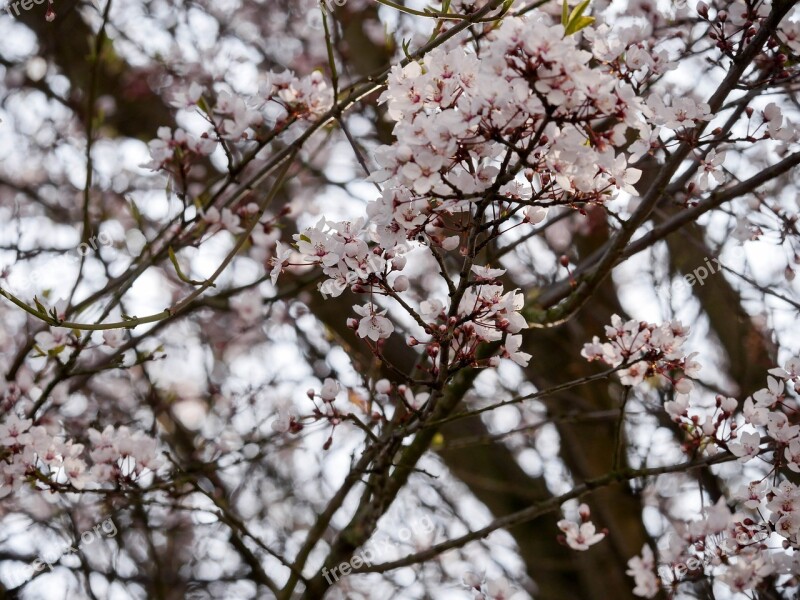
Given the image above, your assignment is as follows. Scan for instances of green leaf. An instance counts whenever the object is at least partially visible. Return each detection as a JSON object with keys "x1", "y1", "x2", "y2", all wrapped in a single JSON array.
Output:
[
  {"x1": 401, "y1": 38, "x2": 412, "y2": 60},
  {"x1": 33, "y1": 295, "x2": 48, "y2": 315},
  {"x1": 568, "y1": 0, "x2": 591, "y2": 24},
  {"x1": 298, "y1": 234, "x2": 311, "y2": 243},
  {"x1": 565, "y1": 14, "x2": 595, "y2": 35},
  {"x1": 562, "y1": 0, "x2": 594, "y2": 36},
  {"x1": 128, "y1": 197, "x2": 142, "y2": 224},
  {"x1": 196, "y1": 96, "x2": 212, "y2": 118}
]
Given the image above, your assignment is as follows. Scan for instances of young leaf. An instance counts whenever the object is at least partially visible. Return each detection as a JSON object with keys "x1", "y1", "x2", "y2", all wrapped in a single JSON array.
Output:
[
  {"x1": 568, "y1": 0, "x2": 591, "y2": 25},
  {"x1": 565, "y1": 14, "x2": 595, "y2": 35},
  {"x1": 562, "y1": 0, "x2": 594, "y2": 36},
  {"x1": 33, "y1": 295, "x2": 48, "y2": 315}
]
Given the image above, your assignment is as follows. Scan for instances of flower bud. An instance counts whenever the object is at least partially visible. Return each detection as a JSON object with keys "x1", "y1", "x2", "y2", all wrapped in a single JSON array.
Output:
[
  {"x1": 393, "y1": 275, "x2": 410, "y2": 292},
  {"x1": 441, "y1": 236, "x2": 460, "y2": 251}
]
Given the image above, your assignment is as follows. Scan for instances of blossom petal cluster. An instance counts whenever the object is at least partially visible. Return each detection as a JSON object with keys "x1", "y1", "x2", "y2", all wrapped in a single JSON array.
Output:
[
  {"x1": 581, "y1": 314, "x2": 695, "y2": 390},
  {"x1": 146, "y1": 70, "x2": 333, "y2": 177},
  {"x1": 619, "y1": 358, "x2": 800, "y2": 597},
  {"x1": 366, "y1": 14, "x2": 648, "y2": 254},
  {"x1": 0, "y1": 416, "x2": 164, "y2": 497}
]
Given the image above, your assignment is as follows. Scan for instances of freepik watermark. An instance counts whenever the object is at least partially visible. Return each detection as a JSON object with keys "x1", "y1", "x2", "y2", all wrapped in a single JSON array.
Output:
[
  {"x1": 4, "y1": 0, "x2": 46, "y2": 18},
  {"x1": 322, "y1": 515, "x2": 434, "y2": 585},
  {"x1": 4, "y1": 0, "x2": 97, "y2": 19},
  {"x1": 657, "y1": 528, "x2": 771, "y2": 585},
  {"x1": 3, "y1": 228, "x2": 146, "y2": 298},
  {"x1": 6, "y1": 517, "x2": 118, "y2": 588},
  {"x1": 654, "y1": 255, "x2": 725, "y2": 299},
  {"x1": 5, "y1": 231, "x2": 114, "y2": 296},
  {"x1": 680, "y1": 256, "x2": 723, "y2": 288}
]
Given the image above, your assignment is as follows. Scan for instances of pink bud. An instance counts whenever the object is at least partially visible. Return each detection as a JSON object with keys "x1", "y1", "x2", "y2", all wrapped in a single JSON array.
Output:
[
  {"x1": 441, "y1": 236, "x2": 460, "y2": 251},
  {"x1": 393, "y1": 275, "x2": 410, "y2": 292}
]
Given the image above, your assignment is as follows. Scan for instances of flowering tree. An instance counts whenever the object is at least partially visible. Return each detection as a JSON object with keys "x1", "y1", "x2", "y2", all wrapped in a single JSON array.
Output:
[{"x1": 0, "y1": 0, "x2": 799, "y2": 598}]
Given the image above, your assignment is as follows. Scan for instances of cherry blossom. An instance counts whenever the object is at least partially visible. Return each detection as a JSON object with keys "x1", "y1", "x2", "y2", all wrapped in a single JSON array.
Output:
[
  {"x1": 728, "y1": 430, "x2": 761, "y2": 461},
  {"x1": 352, "y1": 303, "x2": 394, "y2": 341},
  {"x1": 559, "y1": 521, "x2": 606, "y2": 551},
  {"x1": 557, "y1": 503, "x2": 606, "y2": 551},
  {"x1": 501, "y1": 334, "x2": 532, "y2": 367},
  {"x1": 769, "y1": 357, "x2": 800, "y2": 383},
  {"x1": 626, "y1": 545, "x2": 659, "y2": 599}
]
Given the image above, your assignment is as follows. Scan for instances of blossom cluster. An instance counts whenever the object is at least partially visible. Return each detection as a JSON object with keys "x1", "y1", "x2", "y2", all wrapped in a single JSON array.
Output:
[
  {"x1": 581, "y1": 314, "x2": 698, "y2": 390},
  {"x1": 461, "y1": 571, "x2": 524, "y2": 600},
  {"x1": 368, "y1": 14, "x2": 648, "y2": 243},
  {"x1": 0, "y1": 415, "x2": 164, "y2": 497},
  {"x1": 581, "y1": 317, "x2": 800, "y2": 596},
  {"x1": 271, "y1": 12, "x2": 659, "y2": 375},
  {"x1": 412, "y1": 266, "x2": 531, "y2": 371},
  {"x1": 624, "y1": 357, "x2": 800, "y2": 596},
  {"x1": 146, "y1": 70, "x2": 333, "y2": 179}
]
